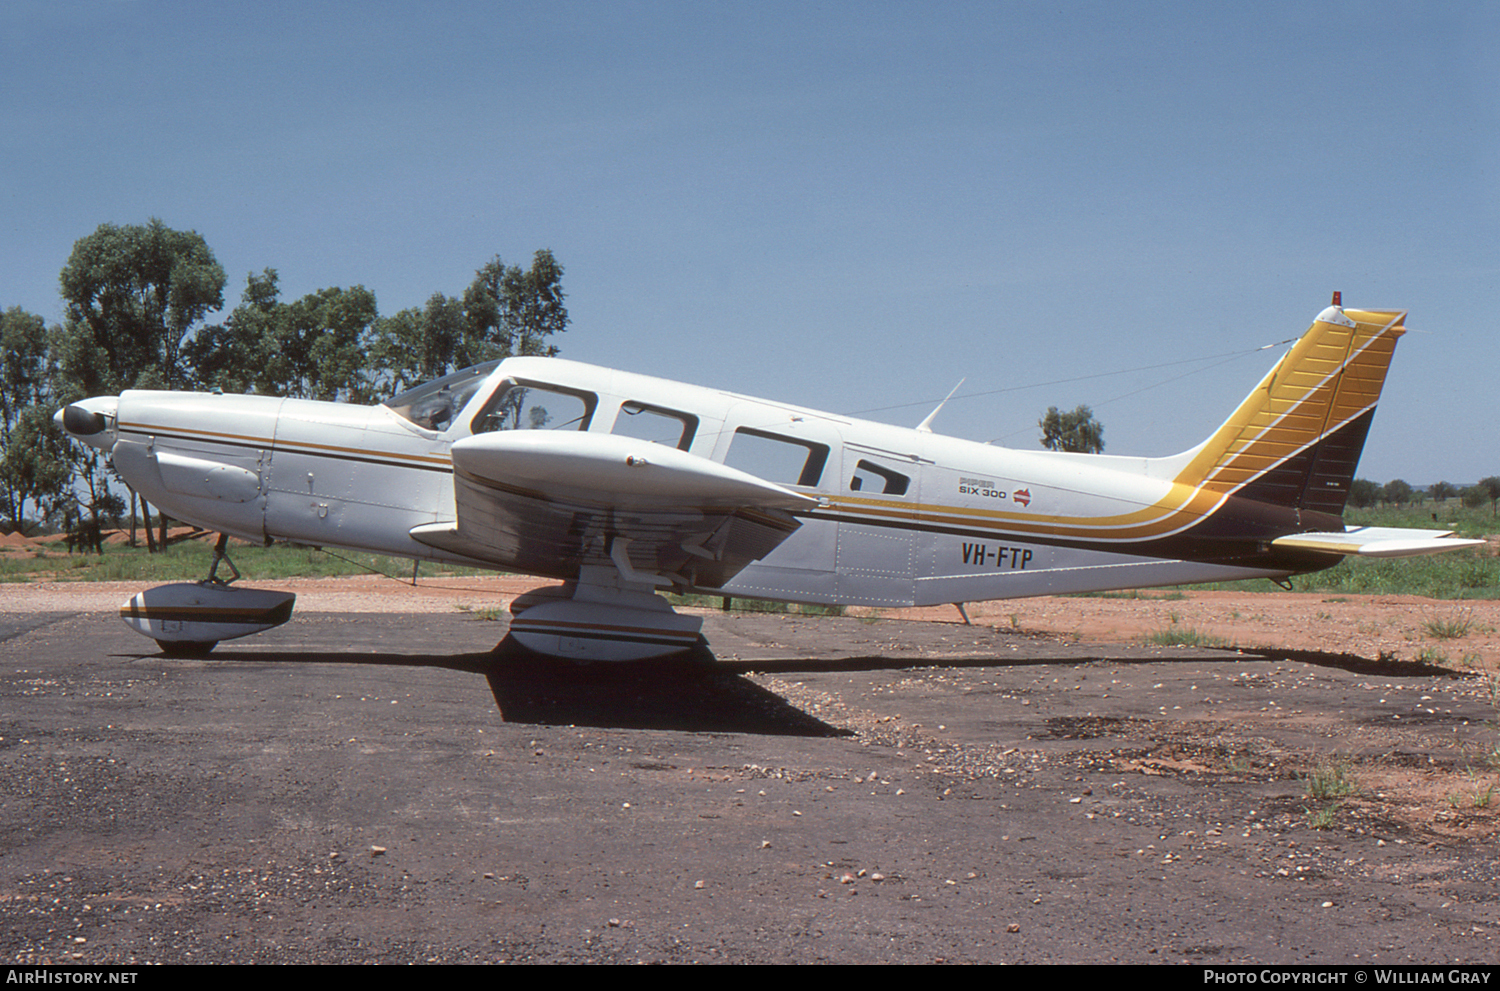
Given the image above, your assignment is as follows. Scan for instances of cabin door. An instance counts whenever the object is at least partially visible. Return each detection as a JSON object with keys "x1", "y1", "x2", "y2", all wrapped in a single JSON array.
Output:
[{"x1": 834, "y1": 448, "x2": 919, "y2": 607}]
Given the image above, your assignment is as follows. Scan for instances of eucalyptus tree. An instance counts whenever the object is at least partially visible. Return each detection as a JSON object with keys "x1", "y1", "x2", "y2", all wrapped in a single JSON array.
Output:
[
  {"x1": 464, "y1": 249, "x2": 569, "y2": 359},
  {"x1": 373, "y1": 250, "x2": 569, "y2": 395},
  {"x1": 59, "y1": 219, "x2": 225, "y2": 394},
  {"x1": 58, "y1": 220, "x2": 226, "y2": 549},
  {"x1": 1479, "y1": 476, "x2": 1500, "y2": 518},
  {"x1": 1038, "y1": 404, "x2": 1105, "y2": 454},
  {"x1": 191, "y1": 272, "x2": 380, "y2": 402},
  {"x1": 0, "y1": 307, "x2": 72, "y2": 532}
]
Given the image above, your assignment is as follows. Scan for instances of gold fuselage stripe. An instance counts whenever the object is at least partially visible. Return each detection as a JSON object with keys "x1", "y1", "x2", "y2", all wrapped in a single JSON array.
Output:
[{"x1": 118, "y1": 421, "x2": 453, "y2": 469}]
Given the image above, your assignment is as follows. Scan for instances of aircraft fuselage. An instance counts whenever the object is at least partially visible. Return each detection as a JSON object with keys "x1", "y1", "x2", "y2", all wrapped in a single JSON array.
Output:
[{"x1": 66, "y1": 355, "x2": 1330, "y2": 610}]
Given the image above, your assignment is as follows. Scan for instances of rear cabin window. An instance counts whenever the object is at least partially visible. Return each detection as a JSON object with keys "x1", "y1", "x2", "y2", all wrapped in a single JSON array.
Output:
[
  {"x1": 723, "y1": 427, "x2": 829, "y2": 488},
  {"x1": 849, "y1": 459, "x2": 911, "y2": 496},
  {"x1": 470, "y1": 381, "x2": 596, "y2": 434},
  {"x1": 610, "y1": 402, "x2": 698, "y2": 451}
]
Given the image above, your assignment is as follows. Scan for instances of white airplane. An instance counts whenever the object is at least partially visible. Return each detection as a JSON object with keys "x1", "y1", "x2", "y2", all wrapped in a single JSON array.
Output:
[{"x1": 58, "y1": 298, "x2": 1481, "y2": 661}]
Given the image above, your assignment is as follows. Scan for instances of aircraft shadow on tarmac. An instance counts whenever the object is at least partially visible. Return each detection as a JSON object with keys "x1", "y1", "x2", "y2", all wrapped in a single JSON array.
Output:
[
  {"x1": 144, "y1": 639, "x2": 852, "y2": 737},
  {"x1": 133, "y1": 633, "x2": 1454, "y2": 735}
]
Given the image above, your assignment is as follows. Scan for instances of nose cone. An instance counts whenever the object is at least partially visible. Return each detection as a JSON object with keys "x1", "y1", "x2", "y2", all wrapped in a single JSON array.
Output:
[{"x1": 56, "y1": 396, "x2": 119, "y2": 450}]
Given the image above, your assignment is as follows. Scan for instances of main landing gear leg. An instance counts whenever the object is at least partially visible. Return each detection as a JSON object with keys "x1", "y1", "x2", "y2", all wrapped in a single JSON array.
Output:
[{"x1": 206, "y1": 533, "x2": 241, "y2": 587}]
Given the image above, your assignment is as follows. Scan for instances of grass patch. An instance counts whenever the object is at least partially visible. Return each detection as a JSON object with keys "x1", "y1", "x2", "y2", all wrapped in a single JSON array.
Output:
[
  {"x1": 1177, "y1": 551, "x2": 1499, "y2": 600},
  {"x1": 1425, "y1": 609, "x2": 1474, "y2": 640},
  {"x1": 0, "y1": 538, "x2": 491, "y2": 584},
  {"x1": 1446, "y1": 780, "x2": 1495, "y2": 810},
  {"x1": 456, "y1": 604, "x2": 506, "y2": 622},
  {"x1": 1351, "y1": 502, "x2": 1495, "y2": 540},
  {"x1": 1066, "y1": 589, "x2": 1187, "y2": 601},
  {"x1": 1303, "y1": 758, "x2": 1358, "y2": 831},
  {"x1": 1303, "y1": 757, "x2": 1360, "y2": 802},
  {"x1": 1305, "y1": 804, "x2": 1341, "y2": 830},
  {"x1": 1142, "y1": 613, "x2": 1230, "y2": 649},
  {"x1": 1416, "y1": 647, "x2": 1450, "y2": 667}
]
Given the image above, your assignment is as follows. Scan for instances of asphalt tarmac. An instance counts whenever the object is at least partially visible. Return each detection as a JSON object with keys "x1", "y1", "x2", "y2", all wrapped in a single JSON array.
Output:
[{"x1": 3, "y1": 608, "x2": 1499, "y2": 964}]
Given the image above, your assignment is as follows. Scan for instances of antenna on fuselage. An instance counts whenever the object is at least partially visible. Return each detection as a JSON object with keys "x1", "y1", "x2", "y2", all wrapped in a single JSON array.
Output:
[{"x1": 916, "y1": 378, "x2": 966, "y2": 433}]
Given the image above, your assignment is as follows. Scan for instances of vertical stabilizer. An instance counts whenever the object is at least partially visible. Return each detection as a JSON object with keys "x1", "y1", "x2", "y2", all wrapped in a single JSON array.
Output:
[{"x1": 1175, "y1": 305, "x2": 1407, "y2": 515}]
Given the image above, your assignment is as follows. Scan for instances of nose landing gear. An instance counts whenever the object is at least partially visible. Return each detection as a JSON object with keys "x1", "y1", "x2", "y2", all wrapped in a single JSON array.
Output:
[{"x1": 118, "y1": 534, "x2": 297, "y2": 657}]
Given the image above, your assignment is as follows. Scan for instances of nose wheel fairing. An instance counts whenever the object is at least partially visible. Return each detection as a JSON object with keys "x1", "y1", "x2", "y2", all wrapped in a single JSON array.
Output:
[
  {"x1": 119, "y1": 535, "x2": 295, "y2": 655},
  {"x1": 120, "y1": 582, "x2": 297, "y2": 652}
]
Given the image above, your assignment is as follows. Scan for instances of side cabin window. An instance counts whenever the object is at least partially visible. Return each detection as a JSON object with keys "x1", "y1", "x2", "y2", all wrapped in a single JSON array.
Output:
[
  {"x1": 849, "y1": 459, "x2": 910, "y2": 496},
  {"x1": 723, "y1": 427, "x2": 829, "y2": 488},
  {"x1": 610, "y1": 401, "x2": 698, "y2": 451},
  {"x1": 471, "y1": 380, "x2": 596, "y2": 434}
]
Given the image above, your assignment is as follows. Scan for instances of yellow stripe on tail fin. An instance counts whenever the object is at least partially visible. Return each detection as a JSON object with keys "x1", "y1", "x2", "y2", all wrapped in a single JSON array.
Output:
[{"x1": 1175, "y1": 305, "x2": 1407, "y2": 515}]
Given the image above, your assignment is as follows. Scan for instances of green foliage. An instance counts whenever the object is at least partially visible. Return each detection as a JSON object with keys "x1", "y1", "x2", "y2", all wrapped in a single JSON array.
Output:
[
  {"x1": 0, "y1": 308, "x2": 72, "y2": 531},
  {"x1": 0, "y1": 307, "x2": 52, "y2": 423},
  {"x1": 1348, "y1": 478, "x2": 1381, "y2": 509},
  {"x1": 1038, "y1": 404, "x2": 1104, "y2": 454},
  {"x1": 1305, "y1": 805, "x2": 1340, "y2": 830},
  {"x1": 189, "y1": 276, "x2": 381, "y2": 402},
  {"x1": 1304, "y1": 757, "x2": 1359, "y2": 801},
  {"x1": 1348, "y1": 501, "x2": 1489, "y2": 539},
  {"x1": 1424, "y1": 609, "x2": 1474, "y2": 640},
  {"x1": 280, "y1": 285, "x2": 383, "y2": 402},
  {"x1": 185, "y1": 251, "x2": 569, "y2": 406},
  {"x1": 1480, "y1": 476, "x2": 1500, "y2": 518},
  {"x1": 0, "y1": 539, "x2": 490, "y2": 583},
  {"x1": 1416, "y1": 646, "x2": 1450, "y2": 666},
  {"x1": 0, "y1": 404, "x2": 74, "y2": 533},
  {"x1": 59, "y1": 219, "x2": 226, "y2": 393},
  {"x1": 1382, "y1": 478, "x2": 1413, "y2": 506},
  {"x1": 1143, "y1": 613, "x2": 1230, "y2": 648},
  {"x1": 55, "y1": 220, "x2": 227, "y2": 550},
  {"x1": 1460, "y1": 557, "x2": 1496, "y2": 590},
  {"x1": 1188, "y1": 551, "x2": 1496, "y2": 600},
  {"x1": 468, "y1": 250, "x2": 569, "y2": 359},
  {"x1": 182, "y1": 268, "x2": 282, "y2": 394},
  {"x1": 373, "y1": 250, "x2": 570, "y2": 395}
]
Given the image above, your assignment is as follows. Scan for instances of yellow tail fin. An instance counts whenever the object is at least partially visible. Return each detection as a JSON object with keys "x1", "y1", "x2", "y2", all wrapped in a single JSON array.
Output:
[{"x1": 1176, "y1": 305, "x2": 1407, "y2": 515}]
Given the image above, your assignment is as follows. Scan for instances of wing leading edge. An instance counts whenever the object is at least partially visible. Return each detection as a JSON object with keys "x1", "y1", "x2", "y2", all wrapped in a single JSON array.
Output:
[{"x1": 410, "y1": 431, "x2": 817, "y2": 588}]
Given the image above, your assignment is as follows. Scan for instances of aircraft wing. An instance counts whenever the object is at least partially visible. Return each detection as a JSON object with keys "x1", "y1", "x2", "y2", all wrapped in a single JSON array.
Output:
[
  {"x1": 410, "y1": 431, "x2": 817, "y2": 587},
  {"x1": 1271, "y1": 526, "x2": 1487, "y2": 559}
]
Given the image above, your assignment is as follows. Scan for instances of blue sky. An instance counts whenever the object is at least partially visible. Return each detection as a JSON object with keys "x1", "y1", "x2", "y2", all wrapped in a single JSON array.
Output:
[{"x1": 4, "y1": 0, "x2": 1496, "y2": 483}]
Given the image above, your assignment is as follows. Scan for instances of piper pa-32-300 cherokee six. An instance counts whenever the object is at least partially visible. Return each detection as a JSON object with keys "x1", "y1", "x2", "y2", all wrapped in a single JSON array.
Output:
[{"x1": 57, "y1": 297, "x2": 1481, "y2": 662}]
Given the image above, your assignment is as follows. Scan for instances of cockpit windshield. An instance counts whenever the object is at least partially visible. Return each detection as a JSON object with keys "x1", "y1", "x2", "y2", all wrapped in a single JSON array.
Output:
[{"x1": 382, "y1": 361, "x2": 502, "y2": 431}]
